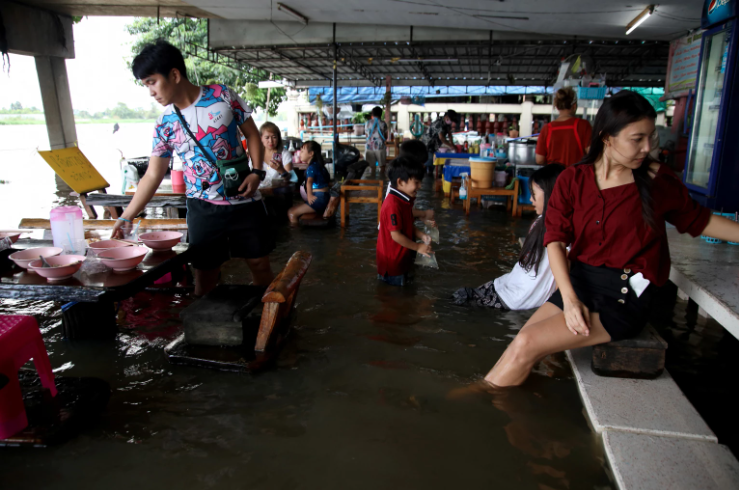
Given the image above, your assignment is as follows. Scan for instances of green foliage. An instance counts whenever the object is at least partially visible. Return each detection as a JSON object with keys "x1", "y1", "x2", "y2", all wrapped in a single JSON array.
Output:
[
  {"x1": 0, "y1": 103, "x2": 42, "y2": 114},
  {"x1": 352, "y1": 112, "x2": 367, "y2": 124},
  {"x1": 125, "y1": 17, "x2": 285, "y2": 117},
  {"x1": 74, "y1": 102, "x2": 160, "y2": 121}
]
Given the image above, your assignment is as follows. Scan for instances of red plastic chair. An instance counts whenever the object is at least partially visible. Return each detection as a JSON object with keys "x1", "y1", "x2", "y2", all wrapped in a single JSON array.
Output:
[{"x1": 0, "y1": 315, "x2": 57, "y2": 440}]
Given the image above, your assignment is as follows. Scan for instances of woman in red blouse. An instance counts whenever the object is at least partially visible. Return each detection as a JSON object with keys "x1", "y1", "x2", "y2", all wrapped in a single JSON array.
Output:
[{"x1": 486, "y1": 91, "x2": 739, "y2": 387}]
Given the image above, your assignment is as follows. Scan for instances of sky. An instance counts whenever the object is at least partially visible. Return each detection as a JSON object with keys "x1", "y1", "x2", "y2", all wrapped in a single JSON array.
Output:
[{"x1": 0, "y1": 17, "x2": 154, "y2": 113}]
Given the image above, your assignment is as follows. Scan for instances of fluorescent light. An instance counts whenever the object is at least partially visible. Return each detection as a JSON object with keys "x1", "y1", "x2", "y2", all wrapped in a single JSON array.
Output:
[
  {"x1": 276, "y1": 3, "x2": 308, "y2": 24},
  {"x1": 626, "y1": 5, "x2": 654, "y2": 35}
]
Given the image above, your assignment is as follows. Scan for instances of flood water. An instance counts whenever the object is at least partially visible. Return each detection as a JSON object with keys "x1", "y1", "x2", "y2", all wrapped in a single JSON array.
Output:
[
  {"x1": 0, "y1": 143, "x2": 613, "y2": 489},
  {"x1": 2, "y1": 123, "x2": 736, "y2": 489}
]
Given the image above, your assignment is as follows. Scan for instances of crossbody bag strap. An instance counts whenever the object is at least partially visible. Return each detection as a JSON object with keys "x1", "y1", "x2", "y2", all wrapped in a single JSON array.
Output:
[{"x1": 173, "y1": 106, "x2": 216, "y2": 166}]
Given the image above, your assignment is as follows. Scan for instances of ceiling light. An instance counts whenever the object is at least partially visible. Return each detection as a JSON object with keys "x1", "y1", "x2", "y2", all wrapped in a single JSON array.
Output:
[
  {"x1": 626, "y1": 5, "x2": 654, "y2": 35},
  {"x1": 276, "y1": 3, "x2": 308, "y2": 24},
  {"x1": 474, "y1": 15, "x2": 529, "y2": 21}
]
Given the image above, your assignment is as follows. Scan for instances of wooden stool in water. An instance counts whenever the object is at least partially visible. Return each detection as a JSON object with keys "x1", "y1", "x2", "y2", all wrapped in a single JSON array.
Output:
[
  {"x1": 340, "y1": 179, "x2": 384, "y2": 228},
  {"x1": 591, "y1": 325, "x2": 668, "y2": 379},
  {"x1": 464, "y1": 179, "x2": 519, "y2": 217}
]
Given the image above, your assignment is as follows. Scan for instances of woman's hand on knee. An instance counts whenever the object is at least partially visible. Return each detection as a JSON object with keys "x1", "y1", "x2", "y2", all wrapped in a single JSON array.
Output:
[{"x1": 562, "y1": 297, "x2": 590, "y2": 336}]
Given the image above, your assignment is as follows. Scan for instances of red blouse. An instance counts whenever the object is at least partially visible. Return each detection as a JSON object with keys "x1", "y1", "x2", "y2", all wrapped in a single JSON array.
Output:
[{"x1": 544, "y1": 164, "x2": 711, "y2": 286}]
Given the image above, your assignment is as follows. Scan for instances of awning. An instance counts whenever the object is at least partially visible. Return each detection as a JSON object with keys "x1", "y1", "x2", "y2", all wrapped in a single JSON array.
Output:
[{"x1": 309, "y1": 86, "x2": 554, "y2": 104}]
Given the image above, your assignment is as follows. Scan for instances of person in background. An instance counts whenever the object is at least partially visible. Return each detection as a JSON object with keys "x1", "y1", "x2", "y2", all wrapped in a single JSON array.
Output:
[
  {"x1": 453, "y1": 164, "x2": 566, "y2": 309},
  {"x1": 485, "y1": 90, "x2": 739, "y2": 388},
  {"x1": 257, "y1": 122, "x2": 293, "y2": 188},
  {"x1": 422, "y1": 110, "x2": 460, "y2": 172},
  {"x1": 112, "y1": 40, "x2": 273, "y2": 296},
  {"x1": 365, "y1": 106, "x2": 388, "y2": 171},
  {"x1": 535, "y1": 87, "x2": 592, "y2": 166},
  {"x1": 288, "y1": 141, "x2": 331, "y2": 224},
  {"x1": 377, "y1": 156, "x2": 431, "y2": 286}
]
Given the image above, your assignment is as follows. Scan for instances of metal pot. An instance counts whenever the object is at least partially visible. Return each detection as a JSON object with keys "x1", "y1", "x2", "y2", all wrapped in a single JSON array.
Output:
[{"x1": 508, "y1": 138, "x2": 538, "y2": 165}]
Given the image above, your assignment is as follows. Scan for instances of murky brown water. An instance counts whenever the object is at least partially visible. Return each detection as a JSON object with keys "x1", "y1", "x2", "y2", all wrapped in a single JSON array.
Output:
[{"x1": 0, "y1": 170, "x2": 616, "y2": 489}]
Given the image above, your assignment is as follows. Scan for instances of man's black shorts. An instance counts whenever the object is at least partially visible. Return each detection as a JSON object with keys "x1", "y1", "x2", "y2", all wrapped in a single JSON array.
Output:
[{"x1": 186, "y1": 198, "x2": 275, "y2": 270}]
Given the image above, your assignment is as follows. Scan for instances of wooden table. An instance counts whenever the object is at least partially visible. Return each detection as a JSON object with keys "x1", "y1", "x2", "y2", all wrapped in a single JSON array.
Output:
[
  {"x1": 0, "y1": 239, "x2": 192, "y2": 340},
  {"x1": 464, "y1": 178, "x2": 519, "y2": 217}
]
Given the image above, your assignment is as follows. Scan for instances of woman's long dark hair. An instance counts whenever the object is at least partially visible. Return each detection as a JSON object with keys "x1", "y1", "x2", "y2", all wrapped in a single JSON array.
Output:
[
  {"x1": 302, "y1": 140, "x2": 326, "y2": 166},
  {"x1": 518, "y1": 164, "x2": 566, "y2": 274},
  {"x1": 579, "y1": 90, "x2": 657, "y2": 229}
]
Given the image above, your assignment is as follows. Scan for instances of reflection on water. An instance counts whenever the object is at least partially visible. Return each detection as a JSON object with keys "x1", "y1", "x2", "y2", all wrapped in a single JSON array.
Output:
[{"x1": 0, "y1": 172, "x2": 613, "y2": 489}]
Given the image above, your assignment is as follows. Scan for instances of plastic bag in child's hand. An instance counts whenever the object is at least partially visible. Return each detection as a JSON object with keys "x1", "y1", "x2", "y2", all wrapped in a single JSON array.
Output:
[
  {"x1": 415, "y1": 251, "x2": 439, "y2": 269},
  {"x1": 425, "y1": 225, "x2": 440, "y2": 244}
]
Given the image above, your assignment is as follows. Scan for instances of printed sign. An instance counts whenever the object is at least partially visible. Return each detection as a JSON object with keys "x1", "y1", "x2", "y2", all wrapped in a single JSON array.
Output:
[
  {"x1": 664, "y1": 31, "x2": 704, "y2": 98},
  {"x1": 38, "y1": 147, "x2": 109, "y2": 194}
]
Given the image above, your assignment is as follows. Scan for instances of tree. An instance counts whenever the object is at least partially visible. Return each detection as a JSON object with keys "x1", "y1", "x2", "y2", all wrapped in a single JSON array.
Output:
[
  {"x1": 10, "y1": 101, "x2": 22, "y2": 111},
  {"x1": 125, "y1": 18, "x2": 285, "y2": 116}
]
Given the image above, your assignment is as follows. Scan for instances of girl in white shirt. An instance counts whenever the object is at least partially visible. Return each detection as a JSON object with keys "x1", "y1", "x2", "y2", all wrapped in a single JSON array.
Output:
[
  {"x1": 257, "y1": 122, "x2": 294, "y2": 188},
  {"x1": 453, "y1": 164, "x2": 566, "y2": 310}
]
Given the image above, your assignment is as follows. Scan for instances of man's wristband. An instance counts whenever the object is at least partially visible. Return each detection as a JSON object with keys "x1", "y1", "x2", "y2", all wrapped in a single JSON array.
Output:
[{"x1": 117, "y1": 217, "x2": 132, "y2": 223}]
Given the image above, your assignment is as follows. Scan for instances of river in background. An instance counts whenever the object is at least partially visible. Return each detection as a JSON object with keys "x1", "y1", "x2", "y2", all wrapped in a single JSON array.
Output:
[{"x1": 0, "y1": 122, "x2": 153, "y2": 229}]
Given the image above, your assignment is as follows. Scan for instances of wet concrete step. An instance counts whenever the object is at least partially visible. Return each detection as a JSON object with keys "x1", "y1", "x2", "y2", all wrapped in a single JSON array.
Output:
[
  {"x1": 603, "y1": 431, "x2": 739, "y2": 490},
  {"x1": 566, "y1": 347, "x2": 716, "y2": 441}
]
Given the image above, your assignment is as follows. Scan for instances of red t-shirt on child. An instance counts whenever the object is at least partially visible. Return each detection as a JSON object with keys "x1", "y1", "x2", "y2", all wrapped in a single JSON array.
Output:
[
  {"x1": 535, "y1": 117, "x2": 592, "y2": 166},
  {"x1": 377, "y1": 187, "x2": 415, "y2": 276}
]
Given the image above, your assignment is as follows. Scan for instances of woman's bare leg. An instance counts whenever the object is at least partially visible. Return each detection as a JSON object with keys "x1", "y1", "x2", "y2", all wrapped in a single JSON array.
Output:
[
  {"x1": 288, "y1": 203, "x2": 316, "y2": 225},
  {"x1": 486, "y1": 303, "x2": 611, "y2": 387}
]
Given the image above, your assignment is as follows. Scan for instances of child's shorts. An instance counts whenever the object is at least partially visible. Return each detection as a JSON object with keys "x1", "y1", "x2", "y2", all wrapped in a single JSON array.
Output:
[
  {"x1": 378, "y1": 272, "x2": 413, "y2": 286},
  {"x1": 308, "y1": 191, "x2": 330, "y2": 212}
]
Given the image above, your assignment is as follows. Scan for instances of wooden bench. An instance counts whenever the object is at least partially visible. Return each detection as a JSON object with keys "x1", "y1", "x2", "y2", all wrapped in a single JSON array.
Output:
[
  {"x1": 464, "y1": 178, "x2": 519, "y2": 217},
  {"x1": 340, "y1": 179, "x2": 384, "y2": 228},
  {"x1": 591, "y1": 325, "x2": 668, "y2": 379},
  {"x1": 167, "y1": 251, "x2": 312, "y2": 372}
]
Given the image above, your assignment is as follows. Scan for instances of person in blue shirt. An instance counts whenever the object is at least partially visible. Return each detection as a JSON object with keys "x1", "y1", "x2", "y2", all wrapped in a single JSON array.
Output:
[{"x1": 288, "y1": 141, "x2": 331, "y2": 225}]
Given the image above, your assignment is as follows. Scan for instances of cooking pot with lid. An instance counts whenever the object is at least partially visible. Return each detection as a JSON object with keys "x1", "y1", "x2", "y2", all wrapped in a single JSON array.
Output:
[{"x1": 508, "y1": 138, "x2": 538, "y2": 165}]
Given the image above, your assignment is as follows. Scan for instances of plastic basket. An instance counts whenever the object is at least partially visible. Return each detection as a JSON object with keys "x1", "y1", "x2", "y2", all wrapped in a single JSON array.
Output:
[
  {"x1": 576, "y1": 86, "x2": 606, "y2": 100},
  {"x1": 703, "y1": 236, "x2": 723, "y2": 244}
]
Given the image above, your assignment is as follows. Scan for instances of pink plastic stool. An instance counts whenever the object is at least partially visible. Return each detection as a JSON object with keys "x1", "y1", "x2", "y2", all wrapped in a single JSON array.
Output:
[{"x1": 0, "y1": 315, "x2": 57, "y2": 440}]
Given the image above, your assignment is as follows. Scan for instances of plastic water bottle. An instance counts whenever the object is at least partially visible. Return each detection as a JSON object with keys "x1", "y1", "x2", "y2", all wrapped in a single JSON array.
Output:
[{"x1": 460, "y1": 173, "x2": 468, "y2": 200}]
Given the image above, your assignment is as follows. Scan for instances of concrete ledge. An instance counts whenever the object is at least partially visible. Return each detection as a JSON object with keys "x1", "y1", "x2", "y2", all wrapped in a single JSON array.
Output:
[
  {"x1": 566, "y1": 347, "x2": 716, "y2": 442},
  {"x1": 603, "y1": 431, "x2": 739, "y2": 490}
]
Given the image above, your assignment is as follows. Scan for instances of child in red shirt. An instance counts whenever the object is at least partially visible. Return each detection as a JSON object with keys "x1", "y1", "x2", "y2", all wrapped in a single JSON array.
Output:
[{"x1": 377, "y1": 156, "x2": 432, "y2": 286}]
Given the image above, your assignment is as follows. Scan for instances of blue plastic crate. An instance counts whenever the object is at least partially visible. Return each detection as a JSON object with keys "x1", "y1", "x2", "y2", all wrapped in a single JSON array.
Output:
[{"x1": 576, "y1": 86, "x2": 606, "y2": 100}]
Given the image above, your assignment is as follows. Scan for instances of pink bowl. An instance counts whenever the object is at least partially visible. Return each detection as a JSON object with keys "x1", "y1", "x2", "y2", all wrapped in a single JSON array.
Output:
[
  {"x1": 28, "y1": 255, "x2": 86, "y2": 282},
  {"x1": 98, "y1": 246, "x2": 149, "y2": 272},
  {"x1": 139, "y1": 232, "x2": 183, "y2": 251},
  {"x1": 9, "y1": 247, "x2": 64, "y2": 269},
  {"x1": 0, "y1": 232, "x2": 21, "y2": 244},
  {"x1": 88, "y1": 239, "x2": 135, "y2": 255}
]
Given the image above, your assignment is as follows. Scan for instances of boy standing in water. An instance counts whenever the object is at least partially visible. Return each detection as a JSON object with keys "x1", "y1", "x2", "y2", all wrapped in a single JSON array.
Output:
[
  {"x1": 377, "y1": 157, "x2": 432, "y2": 286},
  {"x1": 112, "y1": 40, "x2": 273, "y2": 295}
]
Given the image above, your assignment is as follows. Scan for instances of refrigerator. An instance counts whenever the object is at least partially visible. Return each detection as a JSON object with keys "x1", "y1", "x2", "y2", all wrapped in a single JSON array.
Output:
[{"x1": 684, "y1": 0, "x2": 739, "y2": 211}]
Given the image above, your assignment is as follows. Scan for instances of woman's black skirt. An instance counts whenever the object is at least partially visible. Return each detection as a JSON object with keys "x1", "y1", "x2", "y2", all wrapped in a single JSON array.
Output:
[{"x1": 547, "y1": 261, "x2": 654, "y2": 341}]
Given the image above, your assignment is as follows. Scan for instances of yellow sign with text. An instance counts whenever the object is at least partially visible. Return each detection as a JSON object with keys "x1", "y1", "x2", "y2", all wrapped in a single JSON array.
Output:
[{"x1": 38, "y1": 147, "x2": 109, "y2": 194}]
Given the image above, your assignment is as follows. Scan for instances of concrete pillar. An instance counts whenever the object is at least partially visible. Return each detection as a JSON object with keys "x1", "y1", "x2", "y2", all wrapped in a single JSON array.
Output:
[
  {"x1": 519, "y1": 101, "x2": 535, "y2": 137},
  {"x1": 397, "y1": 105, "x2": 410, "y2": 136},
  {"x1": 285, "y1": 89, "x2": 300, "y2": 137},
  {"x1": 35, "y1": 56, "x2": 77, "y2": 150}
]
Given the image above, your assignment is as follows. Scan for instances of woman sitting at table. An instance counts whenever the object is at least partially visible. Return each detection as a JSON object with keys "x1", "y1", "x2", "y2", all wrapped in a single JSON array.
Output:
[
  {"x1": 485, "y1": 90, "x2": 739, "y2": 388},
  {"x1": 535, "y1": 87, "x2": 592, "y2": 167},
  {"x1": 255, "y1": 122, "x2": 294, "y2": 188}
]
